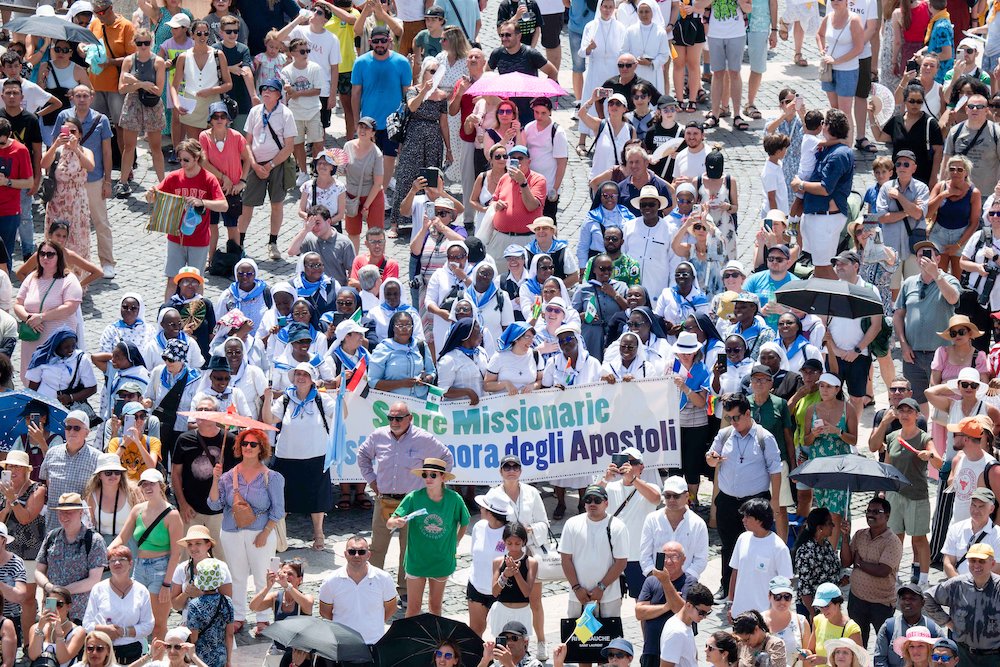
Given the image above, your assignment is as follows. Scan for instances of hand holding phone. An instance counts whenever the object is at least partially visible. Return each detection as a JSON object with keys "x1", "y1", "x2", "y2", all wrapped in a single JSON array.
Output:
[
  {"x1": 655, "y1": 551, "x2": 666, "y2": 570},
  {"x1": 269, "y1": 557, "x2": 282, "y2": 573}
]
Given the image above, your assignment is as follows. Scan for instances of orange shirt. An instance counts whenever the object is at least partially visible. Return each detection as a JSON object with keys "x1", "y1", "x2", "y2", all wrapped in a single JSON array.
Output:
[
  {"x1": 89, "y1": 16, "x2": 136, "y2": 93},
  {"x1": 491, "y1": 171, "x2": 547, "y2": 234}
]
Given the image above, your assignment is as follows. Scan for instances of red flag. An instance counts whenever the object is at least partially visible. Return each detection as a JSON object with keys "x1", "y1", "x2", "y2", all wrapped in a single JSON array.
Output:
[{"x1": 347, "y1": 356, "x2": 368, "y2": 393}]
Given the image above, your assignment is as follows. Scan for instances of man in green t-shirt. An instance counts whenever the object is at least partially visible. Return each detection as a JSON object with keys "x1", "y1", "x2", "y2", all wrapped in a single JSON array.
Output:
[
  {"x1": 581, "y1": 226, "x2": 641, "y2": 286},
  {"x1": 748, "y1": 364, "x2": 794, "y2": 541}
]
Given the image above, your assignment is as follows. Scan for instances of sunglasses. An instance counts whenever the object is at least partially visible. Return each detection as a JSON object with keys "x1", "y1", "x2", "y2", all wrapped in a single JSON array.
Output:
[
  {"x1": 969, "y1": 103, "x2": 988, "y2": 110},
  {"x1": 53, "y1": 46, "x2": 73, "y2": 54},
  {"x1": 135, "y1": 40, "x2": 152, "y2": 46},
  {"x1": 108, "y1": 557, "x2": 130, "y2": 565},
  {"x1": 236, "y1": 270, "x2": 255, "y2": 277},
  {"x1": 241, "y1": 441, "x2": 261, "y2": 448},
  {"x1": 950, "y1": 166, "x2": 967, "y2": 172},
  {"x1": 336, "y1": 299, "x2": 356, "y2": 306},
  {"x1": 766, "y1": 255, "x2": 786, "y2": 262},
  {"x1": 676, "y1": 197, "x2": 694, "y2": 203},
  {"x1": 663, "y1": 492, "x2": 684, "y2": 500},
  {"x1": 493, "y1": 153, "x2": 508, "y2": 160},
  {"x1": 619, "y1": 343, "x2": 637, "y2": 350},
  {"x1": 499, "y1": 32, "x2": 514, "y2": 37},
  {"x1": 102, "y1": 471, "x2": 122, "y2": 477},
  {"x1": 211, "y1": 113, "x2": 229, "y2": 120},
  {"x1": 618, "y1": 62, "x2": 635, "y2": 68},
  {"x1": 298, "y1": 49, "x2": 312, "y2": 54},
  {"x1": 223, "y1": 29, "x2": 239, "y2": 34},
  {"x1": 601, "y1": 191, "x2": 618, "y2": 198},
  {"x1": 557, "y1": 336, "x2": 576, "y2": 345},
  {"x1": 347, "y1": 548, "x2": 368, "y2": 555},
  {"x1": 497, "y1": 108, "x2": 514, "y2": 115},
  {"x1": 772, "y1": 593, "x2": 793, "y2": 601},
  {"x1": 989, "y1": 211, "x2": 1000, "y2": 217},
  {"x1": 501, "y1": 462, "x2": 521, "y2": 470},
  {"x1": 166, "y1": 644, "x2": 186, "y2": 651},
  {"x1": 436, "y1": 651, "x2": 455, "y2": 659},
  {"x1": 582, "y1": 496, "x2": 604, "y2": 504},
  {"x1": 695, "y1": 607, "x2": 712, "y2": 618},
  {"x1": 951, "y1": 328, "x2": 970, "y2": 337},
  {"x1": 38, "y1": 250, "x2": 57, "y2": 259},
  {"x1": 639, "y1": 201, "x2": 659, "y2": 207},
  {"x1": 370, "y1": 37, "x2": 389, "y2": 43},
  {"x1": 895, "y1": 161, "x2": 912, "y2": 168},
  {"x1": 723, "y1": 272, "x2": 742, "y2": 279},
  {"x1": 180, "y1": 157, "x2": 195, "y2": 163},
  {"x1": 86, "y1": 646, "x2": 108, "y2": 653},
  {"x1": 725, "y1": 347, "x2": 744, "y2": 354},
  {"x1": 889, "y1": 387, "x2": 908, "y2": 393},
  {"x1": 606, "y1": 652, "x2": 630, "y2": 660},
  {"x1": 959, "y1": 380, "x2": 979, "y2": 389},
  {"x1": 906, "y1": 98, "x2": 924, "y2": 105},
  {"x1": 422, "y1": 472, "x2": 440, "y2": 479},
  {"x1": 65, "y1": 424, "x2": 84, "y2": 432},
  {"x1": 544, "y1": 306, "x2": 564, "y2": 314},
  {"x1": 194, "y1": 31, "x2": 210, "y2": 37},
  {"x1": 931, "y1": 656, "x2": 954, "y2": 663},
  {"x1": 304, "y1": 262, "x2": 324, "y2": 269},
  {"x1": 387, "y1": 415, "x2": 410, "y2": 421},
  {"x1": 693, "y1": 224, "x2": 705, "y2": 231}
]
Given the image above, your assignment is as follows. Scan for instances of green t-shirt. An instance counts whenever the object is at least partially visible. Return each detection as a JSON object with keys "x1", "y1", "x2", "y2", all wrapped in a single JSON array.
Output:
[
  {"x1": 394, "y1": 487, "x2": 471, "y2": 578},
  {"x1": 582, "y1": 254, "x2": 642, "y2": 286},
  {"x1": 751, "y1": 394, "x2": 793, "y2": 462},
  {"x1": 413, "y1": 30, "x2": 443, "y2": 58},
  {"x1": 885, "y1": 429, "x2": 932, "y2": 500},
  {"x1": 793, "y1": 390, "x2": 821, "y2": 449}
]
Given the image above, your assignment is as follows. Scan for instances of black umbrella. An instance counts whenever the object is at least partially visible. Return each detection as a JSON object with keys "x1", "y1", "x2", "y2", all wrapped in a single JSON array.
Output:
[
  {"x1": 261, "y1": 617, "x2": 372, "y2": 663},
  {"x1": 5, "y1": 16, "x2": 100, "y2": 45},
  {"x1": 375, "y1": 613, "x2": 484, "y2": 667},
  {"x1": 789, "y1": 454, "x2": 911, "y2": 492},
  {"x1": 774, "y1": 277, "x2": 884, "y2": 319}
]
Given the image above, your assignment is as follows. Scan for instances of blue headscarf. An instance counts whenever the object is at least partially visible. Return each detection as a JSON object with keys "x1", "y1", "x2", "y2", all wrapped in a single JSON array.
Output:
[
  {"x1": 27, "y1": 328, "x2": 78, "y2": 370},
  {"x1": 437, "y1": 318, "x2": 478, "y2": 360},
  {"x1": 498, "y1": 322, "x2": 533, "y2": 351}
]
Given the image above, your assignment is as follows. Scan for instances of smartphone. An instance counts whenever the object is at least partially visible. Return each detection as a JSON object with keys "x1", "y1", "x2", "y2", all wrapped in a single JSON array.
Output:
[
  {"x1": 611, "y1": 453, "x2": 628, "y2": 467},
  {"x1": 655, "y1": 551, "x2": 666, "y2": 570},
  {"x1": 922, "y1": 248, "x2": 934, "y2": 259},
  {"x1": 495, "y1": 636, "x2": 508, "y2": 648},
  {"x1": 113, "y1": 399, "x2": 126, "y2": 418},
  {"x1": 906, "y1": 59, "x2": 919, "y2": 73},
  {"x1": 596, "y1": 87, "x2": 611, "y2": 99},
  {"x1": 763, "y1": 218, "x2": 773, "y2": 232},
  {"x1": 44, "y1": 598, "x2": 57, "y2": 613},
  {"x1": 423, "y1": 200, "x2": 436, "y2": 222},
  {"x1": 956, "y1": 95, "x2": 970, "y2": 112},
  {"x1": 269, "y1": 557, "x2": 282, "y2": 573},
  {"x1": 28, "y1": 412, "x2": 41, "y2": 426},
  {"x1": 123, "y1": 415, "x2": 136, "y2": 435},
  {"x1": 59, "y1": 126, "x2": 70, "y2": 137},
  {"x1": 0, "y1": 471, "x2": 11, "y2": 486},
  {"x1": 814, "y1": 418, "x2": 825, "y2": 429},
  {"x1": 420, "y1": 167, "x2": 439, "y2": 189},
  {"x1": 508, "y1": 157, "x2": 520, "y2": 170}
]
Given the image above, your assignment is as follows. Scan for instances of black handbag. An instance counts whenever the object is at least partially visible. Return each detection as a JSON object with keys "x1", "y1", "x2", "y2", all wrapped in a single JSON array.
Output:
[
  {"x1": 138, "y1": 89, "x2": 161, "y2": 108},
  {"x1": 385, "y1": 100, "x2": 411, "y2": 144},
  {"x1": 38, "y1": 152, "x2": 59, "y2": 204}
]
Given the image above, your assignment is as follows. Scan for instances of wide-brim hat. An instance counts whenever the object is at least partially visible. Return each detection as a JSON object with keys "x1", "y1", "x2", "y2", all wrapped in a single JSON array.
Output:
[
  {"x1": 937, "y1": 314, "x2": 985, "y2": 340},
  {"x1": 410, "y1": 457, "x2": 456, "y2": 481},
  {"x1": 946, "y1": 366, "x2": 988, "y2": 398},
  {"x1": 630, "y1": 184, "x2": 669, "y2": 211},
  {"x1": 671, "y1": 331, "x2": 703, "y2": 356},
  {"x1": 892, "y1": 627, "x2": 937, "y2": 658},
  {"x1": 0, "y1": 451, "x2": 31, "y2": 470},
  {"x1": 93, "y1": 453, "x2": 127, "y2": 475},
  {"x1": 475, "y1": 489, "x2": 511, "y2": 516},
  {"x1": 528, "y1": 216, "x2": 557, "y2": 233},
  {"x1": 173, "y1": 266, "x2": 204, "y2": 285},
  {"x1": 52, "y1": 492, "x2": 87, "y2": 511},
  {"x1": 177, "y1": 524, "x2": 215, "y2": 547},
  {"x1": 825, "y1": 639, "x2": 870, "y2": 667}
]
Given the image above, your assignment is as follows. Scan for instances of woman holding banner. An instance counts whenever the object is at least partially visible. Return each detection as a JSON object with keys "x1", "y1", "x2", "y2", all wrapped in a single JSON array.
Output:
[
  {"x1": 542, "y1": 323, "x2": 603, "y2": 520},
  {"x1": 490, "y1": 449, "x2": 549, "y2": 659}
]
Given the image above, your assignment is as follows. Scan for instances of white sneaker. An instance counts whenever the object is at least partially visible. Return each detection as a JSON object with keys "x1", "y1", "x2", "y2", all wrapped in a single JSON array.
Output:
[
  {"x1": 295, "y1": 172, "x2": 309, "y2": 187},
  {"x1": 535, "y1": 641, "x2": 547, "y2": 661},
  {"x1": 102, "y1": 264, "x2": 116, "y2": 279},
  {"x1": 268, "y1": 243, "x2": 281, "y2": 261}
]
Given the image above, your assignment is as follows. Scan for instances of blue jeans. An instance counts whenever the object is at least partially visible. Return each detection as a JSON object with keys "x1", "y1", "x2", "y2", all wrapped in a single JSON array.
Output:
[
  {"x1": 16, "y1": 189, "x2": 34, "y2": 258},
  {"x1": 0, "y1": 214, "x2": 19, "y2": 264}
]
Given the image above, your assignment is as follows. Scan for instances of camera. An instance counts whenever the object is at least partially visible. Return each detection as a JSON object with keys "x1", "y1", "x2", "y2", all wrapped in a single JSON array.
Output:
[
  {"x1": 980, "y1": 256, "x2": 1000, "y2": 306},
  {"x1": 408, "y1": 276, "x2": 423, "y2": 289}
]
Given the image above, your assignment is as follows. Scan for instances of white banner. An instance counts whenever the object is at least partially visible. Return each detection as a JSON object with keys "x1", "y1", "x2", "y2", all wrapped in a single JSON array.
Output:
[{"x1": 330, "y1": 377, "x2": 682, "y2": 484}]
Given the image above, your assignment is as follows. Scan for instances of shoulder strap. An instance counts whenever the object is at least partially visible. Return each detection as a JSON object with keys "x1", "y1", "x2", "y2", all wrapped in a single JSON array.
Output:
[
  {"x1": 956, "y1": 529, "x2": 990, "y2": 567},
  {"x1": 611, "y1": 487, "x2": 638, "y2": 519},
  {"x1": 136, "y1": 506, "x2": 172, "y2": 549},
  {"x1": 314, "y1": 394, "x2": 329, "y2": 433},
  {"x1": 312, "y1": 181, "x2": 318, "y2": 206},
  {"x1": 83, "y1": 528, "x2": 93, "y2": 557},
  {"x1": 81, "y1": 113, "x2": 104, "y2": 145}
]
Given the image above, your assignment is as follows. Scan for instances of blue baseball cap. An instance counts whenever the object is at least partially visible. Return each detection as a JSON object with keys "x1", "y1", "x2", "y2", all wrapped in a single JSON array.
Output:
[
  {"x1": 509, "y1": 145, "x2": 529, "y2": 158},
  {"x1": 934, "y1": 638, "x2": 958, "y2": 654},
  {"x1": 601, "y1": 639, "x2": 634, "y2": 657},
  {"x1": 813, "y1": 582, "x2": 843, "y2": 608},
  {"x1": 258, "y1": 78, "x2": 283, "y2": 97}
]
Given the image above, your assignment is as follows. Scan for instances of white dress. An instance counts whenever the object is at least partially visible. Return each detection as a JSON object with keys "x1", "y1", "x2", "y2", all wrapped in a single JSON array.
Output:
[
  {"x1": 579, "y1": 16, "x2": 627, "y2": 134},
  {"x1": 624, "y1": 21, "x2": 670, "y2": 91}
]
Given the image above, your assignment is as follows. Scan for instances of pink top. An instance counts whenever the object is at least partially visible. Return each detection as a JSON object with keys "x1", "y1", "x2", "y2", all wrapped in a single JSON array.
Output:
[
  {"x1": 199, "y1": 128, "x2": 247, "y2": 184},
  {"x1": 17, "y1": 272, "x2": 82, "y2": 333},
  {"x1": 931, "y1": 346, "x2": 988, "y2": 381}
]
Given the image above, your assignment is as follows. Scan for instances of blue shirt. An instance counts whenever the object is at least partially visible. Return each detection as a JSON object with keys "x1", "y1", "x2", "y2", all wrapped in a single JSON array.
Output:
[
  {"x1": 52, "y1": 108, "x2": 112, "y2": 182},
  {"x1": 929, "y1": 18, "x2": 954, "y2": 83},
  {"x1": 568, "y1": 0, "x2": 595, "y2": 34},
  {"x1": 350, "y1": 51, "x2": 413, "y2": 129},
  {"x1": 206, "y1": 467, "x2": 286, "y2": 532},
  {"x1": 804, "y1": 143, "x2": 854, "y2": 216},
  {"x1": 368, "y1": 340, "x2": 436, "y2": 398},
  {"x1": 743, "y1": 270, "x2": 799, "y2": 330}
]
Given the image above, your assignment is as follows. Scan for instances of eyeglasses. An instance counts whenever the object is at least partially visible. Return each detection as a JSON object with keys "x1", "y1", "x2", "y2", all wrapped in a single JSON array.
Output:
[
  {"x1": 38, "y1": 250, "x2": 57, "y2": 259},
  {"x1": 606, "y1": 652, "x2": 630, "y2": 660},
  {"x1": 422, "y1": 472, "x2": 440, "y2": 479},
  {"x1": 102, "y1": 471, "x2": 122, "y2": 477},
  {"x1": 582, "y1": 496, "x2": 604, "y2": 504},
  {"x1": 663, "y1": 492, "x2": 684, "y2": 500},
  {"x1": 370, "y1": 37, "x2": 389, "y2": 43},
  {"x1": 723, "y1": 272, "x2": 742, "y2": 279},
  {"x1": 304, "y1": 262, "x2": 324, "y2": 269},
  {"x1": 772, "y1": 593, "x2": 793, "y2": 601},
  {"x1": 959, "y1": 380, "x2": 979, "y2": 389},
  {"x1": 618, "y1": 62, "x2": 635, "y2": 68},
  {"x1": 86, "y1": 645, "x2": 108, "y2": 653},
  {"x1": 65, "y1": 424, "x2": 84, "y2": 432},
  {"x1": 347, "y1": 548, "x2": 368, "y2": 555},
  {"x1": 393, "y1": 323, "x2": 414, "y2": 330},
  {"x1": 501, "y1": 462, "x2": 521, "y2": 471},
  {"x1": 108, "y1": 557, "x2": 130, "y2": 565},
  {"x1": 497, "y1": 108, "x2": 514, "y2": 115},
  {"x1": 895, "y1": 161, "x2": 912, "y2": 168},
  {"x1": 194, "y1": 31, "x2": 210, "y2": 37},
  {"x1": 387, "y1": 414, "x2": 410, "y2": 421},
  {"x1": 223, "y1": 29, "x2": 239, "y2": 34},
  {"x1": 949, "y1": 166, "x2": 967, "y2": 172},
  {"x1": 627, "y1": 321, "x2": 646, "y2": 329},
  {"x1": 766, "y1": 255, "x2": 786, "y2": 262},
  {"x1": 632, "y1": 93, "x2": 649, "y2": 99},
  {"x1": 121, "y1": 304, "x2": 140, "y2": 312},
  {"x1": 619, "y1": 343, "x2": 636, "y2": 350},
  {"x1": 595, "y1": 264, "x2": 612, "y2": 272},
  {"x1": 241, "y1": 441, "x2": 261, "y2": 448},
  {"x1": 298, "y1": 49, "x2": 312, "y2": 54},
  {"x1": 436, "y1": 651, "x2": 455, "y2": 659}
]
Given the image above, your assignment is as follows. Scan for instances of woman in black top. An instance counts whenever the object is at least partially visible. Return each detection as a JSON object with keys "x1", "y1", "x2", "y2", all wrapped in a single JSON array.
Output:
[
  {"x1": 869, "y1": 82, "x2": 944, "y2": 187},
  {"x1": 490, "y1": 522, "x2": 538, "y2": 638}
]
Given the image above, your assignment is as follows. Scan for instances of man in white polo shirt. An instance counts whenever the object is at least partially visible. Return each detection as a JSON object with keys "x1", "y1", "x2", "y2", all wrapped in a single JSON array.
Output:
[{"x1": 319, "y1": 535, "x2": 398, "y2": 643}]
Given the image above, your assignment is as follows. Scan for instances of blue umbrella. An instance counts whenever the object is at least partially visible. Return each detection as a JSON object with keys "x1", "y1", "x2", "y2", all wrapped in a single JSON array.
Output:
[
  {"x1": 789, "y1": 454, "x2": 910, "y2": 493},
  {"x1": 0, "y1": 390, "x2": 68, "y2": 451}
]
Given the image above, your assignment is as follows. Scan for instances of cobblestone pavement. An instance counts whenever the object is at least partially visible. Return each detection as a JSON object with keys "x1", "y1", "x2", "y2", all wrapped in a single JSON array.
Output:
[{"x1": 15, "y1": 0, "x2": 929, "y2": 663}]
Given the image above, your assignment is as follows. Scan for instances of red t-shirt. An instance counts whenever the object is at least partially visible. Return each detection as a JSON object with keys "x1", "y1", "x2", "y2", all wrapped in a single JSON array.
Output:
[
  {"x1": 491, "y1": 171, "x2": 547, "y2": 234},
  {"x1": 0, "y1": 139, "x2": 31, "y2": 216},
  {"x1": 349, "y1": 254, "x2": 400, "y2": 282},
  {"x1": 160, "y1": 168, "x2": 225, "y2": 247}
]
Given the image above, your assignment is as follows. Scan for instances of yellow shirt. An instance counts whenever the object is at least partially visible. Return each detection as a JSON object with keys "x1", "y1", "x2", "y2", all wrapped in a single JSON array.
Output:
[
  {"x1": 107, "y1": 436, "x2": 162, "y2": 482},
  {"x1": 813, "y1": 615, "x2": 862, "y2": 657},
  {"x1": 326, "y1": 9, "x2": 360, "y2": 73}
]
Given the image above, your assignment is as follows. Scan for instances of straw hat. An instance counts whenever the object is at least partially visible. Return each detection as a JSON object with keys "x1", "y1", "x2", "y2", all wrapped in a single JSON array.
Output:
[
  {"x1": 937, "y1": 314, "x2": 985, "y2": 340},
  {"x1": 825, "y1": 639, "x2": 870, "y2": 667},
  {"x1": 177, "y1": 524, "x2": 215, "y2": 547},
  {"x1": 629, "y1": 185, "x2": 669, "y2": 211},
  {"x1": 0, "y1": 451, "x2": 31, "y2": 470},
  {"x1": 410, "y1": 458, "x2": 456, "y2": 481},
  {"x1": 51, "y1": 493, "x2": 87, "y2": 511}
]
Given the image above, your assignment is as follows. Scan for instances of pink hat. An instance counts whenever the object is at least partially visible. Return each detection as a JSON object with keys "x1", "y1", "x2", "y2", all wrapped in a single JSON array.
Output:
[{"x1": 893, "y1": 626, "x2": 937, "y2": 657}]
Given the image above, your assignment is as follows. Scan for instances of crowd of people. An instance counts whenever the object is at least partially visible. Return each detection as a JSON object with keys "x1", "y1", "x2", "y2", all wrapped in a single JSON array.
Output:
[{"x1": 0, "y1": 0, "x2": 998, "y2": 664}]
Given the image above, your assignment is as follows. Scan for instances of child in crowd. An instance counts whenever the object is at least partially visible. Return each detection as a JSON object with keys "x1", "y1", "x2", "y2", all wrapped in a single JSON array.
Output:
[
  {"x1": 864, "y1": 156, "x2": 894, "y2": 213},
  {"x1": 254, "y1": 29, "x2": 289, "y2": 87},
  {"x1": 761, "y1": 133, "x2": 791, "y2": 217},
  {"x1": 281, "y1": 37, "x2": 325, "y2": 187},
  {"x1": 927, "y1": 0, "x2": 954, "y2": 83},
  {"x1": 788, "y1": 109, "x2": 824, "y2": 232}
]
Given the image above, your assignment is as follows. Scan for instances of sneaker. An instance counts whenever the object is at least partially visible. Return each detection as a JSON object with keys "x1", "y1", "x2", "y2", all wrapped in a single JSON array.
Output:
[
  {"x1": 295, "y1": 172, "x2": 309, "y2": 187},
  {"x1": 102, "y1": 264, "x2": 116, "y2": 279},
  {"x1": 268, "y1": 242, "x2": 281, "y2": 260},
  {"x1": 535, "y1": 641, "x2": 548, "y2": 661},
  {"x1": 113, "y1": 181, "x2": 131, "y2": 199},
  {"x1": 166, "y1": 148, "x2": 179, "y2": 165}
]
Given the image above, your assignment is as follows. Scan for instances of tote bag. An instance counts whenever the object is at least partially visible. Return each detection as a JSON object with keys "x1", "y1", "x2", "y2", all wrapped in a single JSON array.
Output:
[{"x1": 147, "y1": 190, "x2": 187, "y2": 236}]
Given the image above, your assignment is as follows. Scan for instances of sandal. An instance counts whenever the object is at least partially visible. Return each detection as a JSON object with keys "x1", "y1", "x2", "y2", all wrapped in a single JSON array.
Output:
[
  {"x1": 733, "y1": 115, "x2": 750, "y2": 130},
  {"x1": 337, "y1": 499, "x2": 353, "y2": 510},
  {"x1": 355, "y1": 496, "x2": 373, "y2": 510},
  {"x1": 854, "y1": 137, "x2": 878, "y2": 153},
  {"x1": 575, "y1": 144, "x2": 588, "y2": 157},
  {"x1": 703, "y1": 113, "x2": 719, "y2": 128},
  {"x1": 686, "y1": 100, "x2": 698, "y2": 113},
  {"x1": 864, "y1": 394, "x2": 876, "y2": 408},
  {"x1": 696, "y1": 89, "x2": 709, "y2": 105},
  {"x1": 743, "y1": 104, "x2": 762, "y2": 120},
  {"x1": 779, "y1": 18, "x2": 789, "y2": 41},
  {"x1": 313, "y1": 537, "x2": 326, "y2": 551},
  {"x1": 386, "y1": 227, "x2": 399, "y2": 239},
  {"x1": 719, "y1": 106, "x2": 731, "y2": 118},
  {"x1": 794, "y1": 52, "x2": 808, "y2": 67},
  {"x1": 701, "y1": 71, "x2": 712, "y2": 84}
]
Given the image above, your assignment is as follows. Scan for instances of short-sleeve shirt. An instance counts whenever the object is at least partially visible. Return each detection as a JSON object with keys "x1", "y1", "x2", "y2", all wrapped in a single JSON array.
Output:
[
  {"x1": 0, "y1": 109, "x2": 42, "y2": 164},
  {"x1": 393, "y1": 487, "x2": 471, "y2": 578},
  {"x1": 0, "y1": 554, "x2": 27, "y2": 618},
  {"x1": 37, "y1": 528, "x2": 108, "y2": 621},
  {"x1": 487, "y1": 45, "x2": 548, "y2": 75},
  {"x1": 491, "y1": 172, "x2": 548, "y2": 233},
  {"x1": 885, "y1": 429, "x2": 932, "y2": 499},
  {"x1": 894, "y1": 273, "x2": 961, "y2": 352},
  {"x1": 637, "y1": 572, "x2": 695, "y2": 657},
  {"x1": 0, "y1": 139, "x2": 31, "y2": 215},
  {"x1": 325, "y1": 10, "x2": 361, "y2": 73},
  {"x1": 944, "y1": 121, "x2": 1000, "y2": 195},
  {"x1": 172, "y1": 429, "x2": 238, "y2": 515},
  {"x1": 299, "y1": 231, "x2": 356, "y2": 286},
  {"x1": 107, "y1": 435, "x2": 163, "y2": 482},
  {"x1": 220, "y1": 42, "x2": 253, "y2": 113},
  {"x1": 559, "y1": 513, "x2": 629, "y2": 600},
  {"x1": 199, "y1": 128, "x2": 247, "y2": 184},
  {"x1": 804, "y1": 143, "x2": 855, "y2": 215},
  {"x1": 158, "y1": 168, "x2": 225, "y2": 247},
  {"x1": 289, "y1": 25, "x2": 341, "y2": 97},
  {"x1": 89, "y1": 16, "x2": 136, "y2": 92},
  {"x1": 413, "y1": 30, "x2": 443, "y2": 58},
  {"x1": 39, "y1": 444, "x2": 101, "y2": 533},
  {"x1": 281, "y1": 61, "x2": 324, "y2": 120},
  {"x1": 245, "y1": 102, "x2": 297, "y2": 162},
  {"x1": 813, "y1": 616, "x2": 863, "y2": 656},
  {"x1": 750, "y1": 394, "x2": 794, "y2": 463},
  {"x1": 318, "y1": 565, "x2": 397, "y2": 643},
  {"x1": 658, "y1": 614, "x2": 697, "y2": 667},
  {"x1": 350, "y1": 51, "x2": 412, "y2": 128},
  {"x1": 187, "y1": 592, "x2": 234, "y2": 667},
  {"x1": 52, "y1": 109, "x2": 112, "y2": 182},
  {"x1": 849, "y1": 528, "x2": 903, "y2": 605}
]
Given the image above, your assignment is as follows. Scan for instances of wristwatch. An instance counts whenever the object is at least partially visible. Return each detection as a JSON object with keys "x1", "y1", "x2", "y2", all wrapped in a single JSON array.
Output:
[
  {"x1": 853, "y1": 346, "x2": 862, "y2": 354},
  {"x1": 597, "y1": 582, "x2": 607, "y2": 591}
]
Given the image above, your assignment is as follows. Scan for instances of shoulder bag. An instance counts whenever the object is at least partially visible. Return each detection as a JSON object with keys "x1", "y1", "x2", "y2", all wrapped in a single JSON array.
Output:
[
  {"x1": 213, "y1": 49, "x2": 240, "y2": 120},
  {"x1": 38, "y1": 150, "x2": 59, "y2": 204},
  {"x1": 386, "y1": 99, "x2": 411, "y2": 145},
  {"x1": 818, "y1": 24, "x2": 844, "y2": 83},
  {"x1": 532, "y1": 525, "x2": 566, "y2": 581},
  {"x1": 231, "y1": 467, "x2": 270, "y2": 529},
  {"x1": 62, "y1": 353, "x2": 102, "y2": 428},
  {"x1": 263, "y1": 114, "x2": 297, "y2": 192},
  {"x1": 18, "y1": 278, "x2": 57, "y2": 341}
]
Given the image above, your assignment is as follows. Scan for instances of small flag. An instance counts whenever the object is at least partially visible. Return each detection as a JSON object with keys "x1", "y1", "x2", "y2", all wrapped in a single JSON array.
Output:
[
  {"x1": 564, "y1": 358, "x2": 576, "y2": 386},
  {"x1": 672, "y1": 358, "x2": 692, "y2": 379},
  {"x1": 670, "y1": 42, "x2": 678, "y2": 60},
  {"x1": 346, "y1": 356, "x2": 368, "y2": 393},
  {"x1": 573, "y1": 602, "x2": 603, "y2": 643},
  {"x1": 707, "y1": 395, "x2": 716, "y2": 417},
  {"x1": 350, "y1": 308, "x2": 363, "y2": 323},
  {"x1": 584, "y1": 296, "x2": 598, "y2": 324},
  {"x1": 531, "y1": 296, "x2": 542, "y2": 320},
  {"x1": 425, "y1": 384, "x2": 445, "y2": 412}
]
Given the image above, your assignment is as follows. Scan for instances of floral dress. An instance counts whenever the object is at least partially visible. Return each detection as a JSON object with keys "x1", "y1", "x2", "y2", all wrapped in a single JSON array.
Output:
[
  {"x1": 879, "y1": 18, "x2": 902, "y2": 94},
  {"x1": 390, "y1": 91, "x2": 447, "y2": 228},
  {"x1": 688, "y1": 236, "x2": 727, "y2": 296},
  {"x1": 437, "y1": 52, "x2": 468, "y2": 184},
  {"x1": 859, "y1": 255, "x2": 897, "y2": 318},
  {"x1": 776, "y1": 117, "x2": 803, "y2": 204},
  {"x1": 45, "y1": 148, "x2": 90, "y2": 263},
  {"x1": 811, "y1": 403, "x2": 850, "y2": 517},
  {"x1": 697, "y1": 177, "x2": 737, "y2": 260},
  {"x1": 793, "y1": 538, "x2": 841, "y2": 599}
]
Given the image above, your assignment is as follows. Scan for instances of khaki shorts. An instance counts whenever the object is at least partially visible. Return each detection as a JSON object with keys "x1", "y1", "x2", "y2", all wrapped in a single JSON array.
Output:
[
  {"x1": 890, "y1": 254, "x2": 921, "y2": 290},
  {"x1": 295, "y1": 115, "x2": 324, "y2": 144},
  {"x1": 887, "y1": 491, "x2": 931, "y2": 536}
]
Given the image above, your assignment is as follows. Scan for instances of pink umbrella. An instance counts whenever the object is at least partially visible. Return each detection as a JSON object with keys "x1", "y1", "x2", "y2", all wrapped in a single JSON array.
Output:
[{"x1": 464, "y1": 72, "x2": 566, "y2": 99}]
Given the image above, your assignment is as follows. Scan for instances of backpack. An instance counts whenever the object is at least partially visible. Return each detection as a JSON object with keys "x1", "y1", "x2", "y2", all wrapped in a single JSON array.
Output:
[{"x1": 282, "y1": 393, "x2": 329, "y2": 433}]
